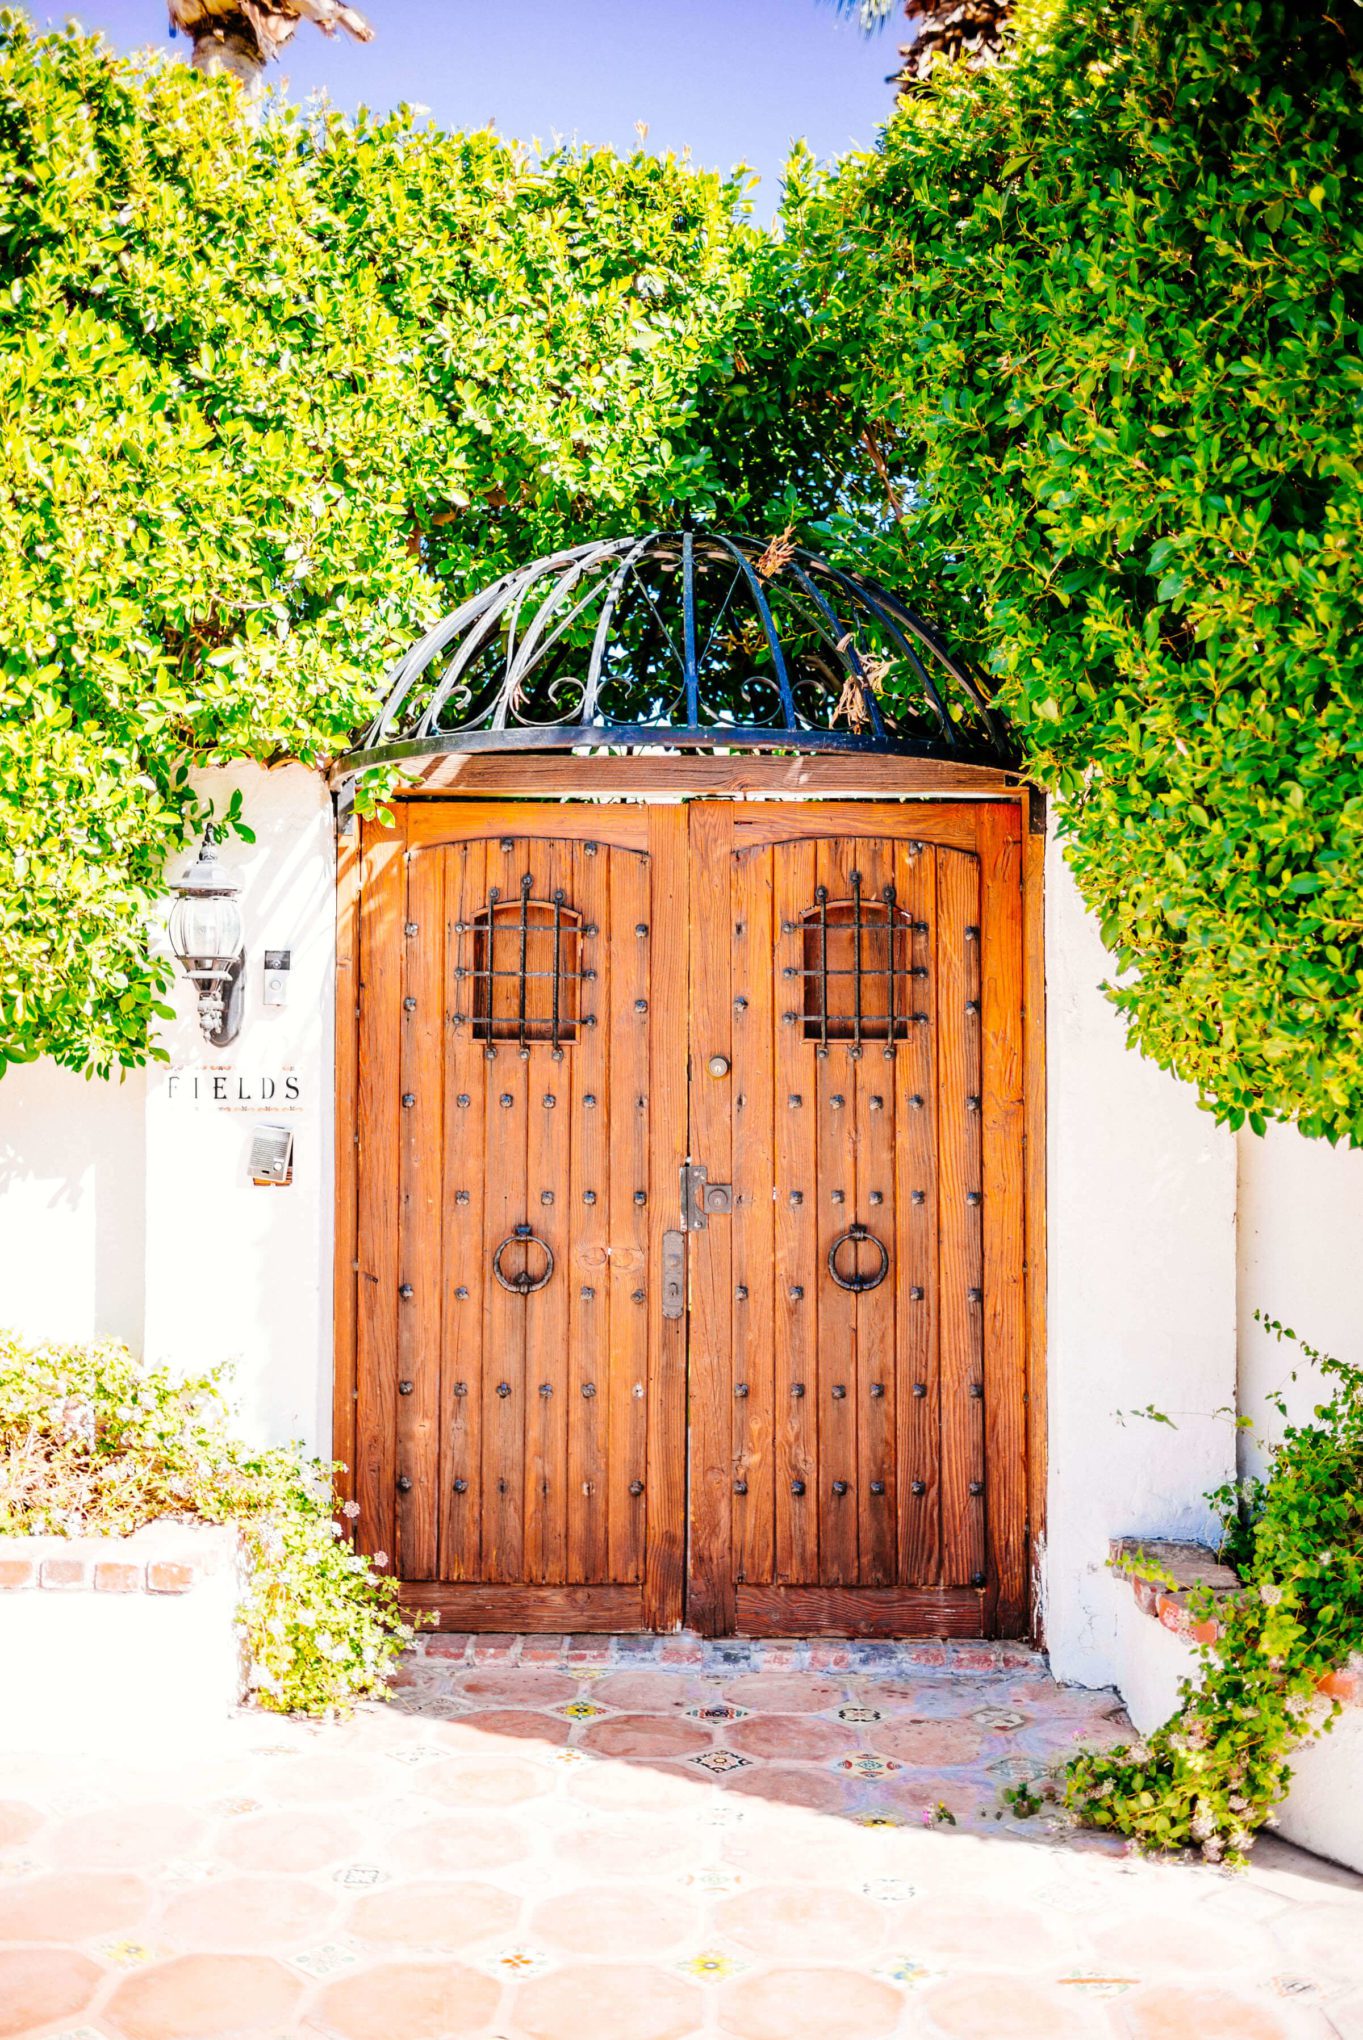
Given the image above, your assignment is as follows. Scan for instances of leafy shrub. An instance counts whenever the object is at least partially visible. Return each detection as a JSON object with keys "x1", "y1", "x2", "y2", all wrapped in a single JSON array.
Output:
[
  {"x1": 0, "y1": 12, "x2": 763, "y2": 1074},
  {"x1": 7, "y1": 0, "x2": 1363, "y2": 1150},
  {"x1": 736, "y1": 0, "x2": 1363, "y2": 1140},
  {"x1": 1065, "y1": 1318, "x2": 1363, "y2": 1862},
  {"x1": 0, "y1": 1329, "x2": 413, "y2": 1713}
]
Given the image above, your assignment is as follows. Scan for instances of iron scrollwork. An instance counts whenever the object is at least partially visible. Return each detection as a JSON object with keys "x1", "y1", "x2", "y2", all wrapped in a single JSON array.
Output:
[
  {"x1": 333, "y1": 527, "x2": 1014, "y2": 798},
  {"x1": 827, "y1": 1223, "x2": 890, "y2": 1294},
  {"x1": 493, "y1": 1223, "x2": 556, "y2": 1295}
]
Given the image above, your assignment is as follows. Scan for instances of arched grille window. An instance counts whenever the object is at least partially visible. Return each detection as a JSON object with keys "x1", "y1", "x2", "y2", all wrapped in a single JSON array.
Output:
[
  {"x1": 800, "y1": 874, "x2": 912, "y2": 1051},
  {"x1": 470, "y1": 875, "x2": 582, "y2": 1050}
]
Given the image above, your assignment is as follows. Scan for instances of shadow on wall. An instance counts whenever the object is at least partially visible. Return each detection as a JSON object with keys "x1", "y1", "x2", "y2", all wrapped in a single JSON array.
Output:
[
  {"x1": 1237, "y1": 1120, "x2": 1363, "y2": 1482},
  {"x1": 0, "y1": 1059, "x2": 147, "y2": 1351}
]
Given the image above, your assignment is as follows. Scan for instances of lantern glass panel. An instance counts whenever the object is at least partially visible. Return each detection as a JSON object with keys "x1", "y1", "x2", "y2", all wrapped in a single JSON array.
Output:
[{"x1": 169, "y1": 892, "x2": 243, "y2": 966}]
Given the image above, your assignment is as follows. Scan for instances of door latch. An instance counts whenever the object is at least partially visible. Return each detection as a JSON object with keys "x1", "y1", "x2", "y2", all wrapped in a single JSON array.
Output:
[
  {"x1": 680, "y1": 1161, "x2": 733, "y2": 1230},
  {"x1": 661, "y1": 1230, "x2": 685, "y2": 1319}
]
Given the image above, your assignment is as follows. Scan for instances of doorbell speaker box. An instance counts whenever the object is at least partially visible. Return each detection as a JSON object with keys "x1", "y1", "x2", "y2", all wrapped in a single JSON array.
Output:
[
  {"x1": 249, "y1": 1123, "x2": 294, "y2": 1186},
  {"x1": 262, "y1": 949, "x2": 291, "y2": 1007}
]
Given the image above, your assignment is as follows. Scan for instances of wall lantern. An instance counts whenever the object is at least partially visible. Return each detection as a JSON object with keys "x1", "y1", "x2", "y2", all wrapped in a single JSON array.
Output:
[{"x1": 168, "y1": 832, "x2": 245, "y2": 1046}]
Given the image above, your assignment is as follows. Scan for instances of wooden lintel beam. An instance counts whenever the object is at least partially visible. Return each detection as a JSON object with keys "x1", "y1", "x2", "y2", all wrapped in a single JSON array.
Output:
[{"x1": 389, "y1": 752, "x2": 1023, "y2": 801}]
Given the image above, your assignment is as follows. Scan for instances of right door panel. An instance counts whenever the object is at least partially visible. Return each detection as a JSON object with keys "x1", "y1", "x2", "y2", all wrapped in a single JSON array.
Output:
[{"x1": 688, "y1": 800, "x2": 1027, "y2": 1638}]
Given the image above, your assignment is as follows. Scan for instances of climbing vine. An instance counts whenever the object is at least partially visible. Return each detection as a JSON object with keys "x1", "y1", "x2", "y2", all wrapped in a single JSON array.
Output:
[
  {"x1": 1065, "y1": 1318, "x2": 1363, "y2": 1864},
  {"x1": 716, "y1": 0, "x2": 1363, "y2": 1142},
  {"x1": 0, "y1": 12, "x2": 767, "y2": 1075}
]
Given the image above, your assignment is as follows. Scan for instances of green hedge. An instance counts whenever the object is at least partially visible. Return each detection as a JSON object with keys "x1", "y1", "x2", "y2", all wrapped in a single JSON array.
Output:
[
  {"x1": 4, "y1": 3, "x2": 1362, "y2": 1144},
  {"x1": 0, "y1": 12, "x2": 762, "y2": 1073},
  {"x1": 738, "y1": 0, "x2": 1363, "y2": 1140}
]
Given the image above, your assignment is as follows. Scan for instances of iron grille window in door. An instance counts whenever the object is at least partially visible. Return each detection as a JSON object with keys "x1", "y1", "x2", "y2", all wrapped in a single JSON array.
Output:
[
  {"x1": 469, "y1": 873, "x2": 583, "y2": 1051},
  {"x1": 799, "y1": 871, "x2": 915, "y2": 1051}
]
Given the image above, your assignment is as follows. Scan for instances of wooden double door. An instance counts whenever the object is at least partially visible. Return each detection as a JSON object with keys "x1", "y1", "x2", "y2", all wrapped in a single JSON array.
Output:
[{"x1": 342, "y1": 797, "x2": 1031, "y2": 1637}]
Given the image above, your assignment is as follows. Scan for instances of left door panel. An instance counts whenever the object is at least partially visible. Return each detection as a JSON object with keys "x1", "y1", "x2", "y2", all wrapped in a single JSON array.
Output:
[{"x1": 351, "y1": 804, "x2": 689, "y2": 1633}]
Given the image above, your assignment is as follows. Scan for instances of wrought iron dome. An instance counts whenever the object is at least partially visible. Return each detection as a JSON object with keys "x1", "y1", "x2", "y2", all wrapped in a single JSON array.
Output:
[{"x1": 335, "y1": 528, "x2": 1014, "y2": 780}]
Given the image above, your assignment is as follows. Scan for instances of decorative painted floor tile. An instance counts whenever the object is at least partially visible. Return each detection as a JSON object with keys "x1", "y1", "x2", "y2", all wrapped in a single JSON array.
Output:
[
  {"x1": 679, "y1": 1868, "x2": 745, "y2": 1894},
  {"x1": 1272, "y1": 1975, "x2": 1322, "y2": 1998},
  {"x1": 838, "y1": 1705, "x2": 883, "y2": 1723},
  {"x1": 478, "y1": 1943, "x2": 555, "y2": 1978},
  {"x1": 861, "y1": 1876, "x2": 917, "y2": 1902},
  {"x1": 873, "y1": 1954, "x2": 938, "y2": 1986},
  {"x1": 558, "y1": 1700, "x2": 608, "y2": 1719},
  {"x1": 987, "y1": 1754, "x2": 1052, "y2": 1783},
  {"x1": 972, "y1": 1706, "x2": 1028, "y2": 1729},
  {"x1": 839, "y1": 1752, "x2": 901, "y2": 1780},
  {"x1": 676, "y1": 1948, "x2": 747, "y2": 1979},
  {"x1": 692, "y1": 1749, "x2": 751, "y2": 1773},
  {"x1": 95, "y1": 1938, "x2": 161, "y2": 1968},
  {"x1": 684, "y1": 1703, "x2": 750, "y2": 1724},
  {"x1": 1056, "y1": 1970, "x2": 1139, "y2": 1997},
  {"x1": 289, "y1": 1939, "x2": 363, "y2": 1979}
]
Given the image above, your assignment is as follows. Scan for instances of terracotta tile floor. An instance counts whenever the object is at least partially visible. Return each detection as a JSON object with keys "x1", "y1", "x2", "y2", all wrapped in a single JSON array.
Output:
[{"x1": 1, "y1": 1636, "x2": 1360, "y2": 2039}]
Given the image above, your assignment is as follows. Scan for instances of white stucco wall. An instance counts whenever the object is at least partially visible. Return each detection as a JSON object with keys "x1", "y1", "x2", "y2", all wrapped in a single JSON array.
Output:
[
  {"x1": 1236, "y1": 1121, "x2": 1363, "y2": 1481},
  {"x1": 1042, "y1": 838, "x2": 1238, "y2": 1686},
  {"x1": 143, "y1": 763, "x2": 336, "y2": 1453},
  {"x1": 0, "y1": 762, "x2": 336, "y2": 1456},
  {"x1": 0, "y1": 1059, "x2": 146, "y2": 1352}
]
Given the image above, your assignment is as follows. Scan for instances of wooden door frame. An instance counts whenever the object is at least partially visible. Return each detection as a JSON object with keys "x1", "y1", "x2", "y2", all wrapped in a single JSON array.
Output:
[{"x1": 333, "y1": 756, "x2": 1048, "y2": 1643}]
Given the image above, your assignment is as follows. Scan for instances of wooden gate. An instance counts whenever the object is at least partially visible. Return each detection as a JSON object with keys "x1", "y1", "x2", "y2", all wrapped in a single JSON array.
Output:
[{"x1": 337, "y1": 795, "x2": 1035, "y2": 1637}]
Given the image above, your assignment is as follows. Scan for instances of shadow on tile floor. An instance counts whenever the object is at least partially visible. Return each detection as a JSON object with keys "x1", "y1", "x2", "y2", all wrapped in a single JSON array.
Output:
[{"x1": 0, "y1": 1635, "x2": 1359, "y2": 2040}]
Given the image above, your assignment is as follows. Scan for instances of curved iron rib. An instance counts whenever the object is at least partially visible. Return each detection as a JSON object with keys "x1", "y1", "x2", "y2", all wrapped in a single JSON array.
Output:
[{"x1": 334, "y1": 524, "x2": 1014, "y2": 781}]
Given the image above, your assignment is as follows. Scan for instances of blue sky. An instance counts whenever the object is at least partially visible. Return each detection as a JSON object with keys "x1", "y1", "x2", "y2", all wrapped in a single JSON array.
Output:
[{"x1": 43, "y1": 2, "x2": 898, "y2": 210}]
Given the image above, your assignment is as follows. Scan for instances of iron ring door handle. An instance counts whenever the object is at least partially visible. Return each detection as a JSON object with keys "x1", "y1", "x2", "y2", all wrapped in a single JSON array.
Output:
[
  {"x1": 827, "y1": 1223, "x2": 890, "y2": 1294},
  {"x1": 493, "y1": 1223, "x2": 555, "y2": 1295}
]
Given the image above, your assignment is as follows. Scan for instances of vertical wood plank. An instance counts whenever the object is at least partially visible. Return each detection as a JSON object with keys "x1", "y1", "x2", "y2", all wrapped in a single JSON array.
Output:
[
  {"x1": 355, "y1": 815, "x2": 406, "y2": 1572},
  {"x1": 395, "y1": 844, "x2": 445, "y2": 1580},
  {"x1": 524, "y1": 840, "x2": 572, "y2": 1585},
  {"x1": 814, "y1": 839, "x2": 859, "y2": 1587},
  {"x1": 854, "y1": 840, "x2": 897, "y2": 1587},
  {"x1": 643, "y1": 805, "x2": 689, "y2": 1632},
  {"x1": 480, "y1": 834, "x2": 529, "y2": 1583},
  {"x1": 686, "y1": 801, "x2": 735, "y2": 1635},
  {"x1": 1023, "y1": 810, "x2": 1048, "y2": 1643},
  {"x1": 607, "y1": 848, "x2": 651, "y2": 1583},
  {"x1": 732, "y1": 842, "x2": 776, "y2": 1587},
  {"x1": 936, "y1": 848, "x2": 986, "y2": 1588},
  {"x1": 440, "y1": 841, "x2": 486, "y2": 1581},
  {"x1": 896, "y1": 843, "x2": 941, "y2": 1586},
  {"x1": 772, "y1": 839, "x2": 819, "y2": 1584},
  {"x1": 567, "y1": 838, "x2": 611, "y2": 1583},
  {"x1": 332, "y1": 823, "x2": 361, "y2": 1509},
  {"x1": 979, "y1": 803, "x2": 1028, "y2": 1634}
]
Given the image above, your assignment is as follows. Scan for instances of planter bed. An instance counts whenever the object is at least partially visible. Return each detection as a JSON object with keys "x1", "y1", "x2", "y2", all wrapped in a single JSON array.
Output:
[
  {"x1": 0, "y1": 1520, "x2": 244, "y2": 1752},
  {"x1": 1106, "y1": 1537, "x2": 1363, "y2": 1875}
]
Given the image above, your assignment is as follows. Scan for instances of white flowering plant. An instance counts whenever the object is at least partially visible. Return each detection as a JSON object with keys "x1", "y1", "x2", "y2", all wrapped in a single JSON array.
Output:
[
  {"x1": 0, "y1": 1331, "x2": 415, "y2": 1714},
  {"x1": 1066, "y1": 1315, "x2": 1363, "y2": 1865}
]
